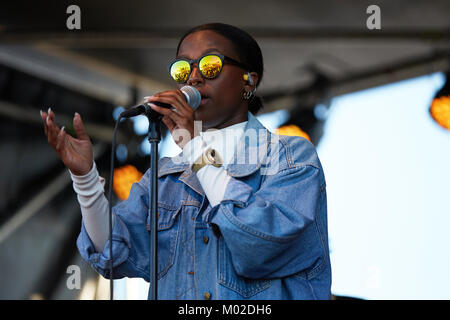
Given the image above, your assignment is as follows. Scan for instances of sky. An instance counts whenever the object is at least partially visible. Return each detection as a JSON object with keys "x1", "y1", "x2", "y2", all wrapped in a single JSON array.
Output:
[{"x1": 317, "y1": 72, "x2": 450, "y2": 299}]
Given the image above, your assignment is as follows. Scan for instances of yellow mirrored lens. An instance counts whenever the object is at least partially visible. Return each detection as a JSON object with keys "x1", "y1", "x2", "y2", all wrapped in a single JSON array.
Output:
[
  {"x1": 170, "y1": 60, "x2": 190, "y2": 82},
  {"x1": 199, "y1": 55, "x2": 222, "y2": 78}
]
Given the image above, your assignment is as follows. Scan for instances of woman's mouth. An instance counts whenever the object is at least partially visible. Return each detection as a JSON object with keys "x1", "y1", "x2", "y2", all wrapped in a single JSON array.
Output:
[{"x1": 200, "y1": 96, "x2": 211, "y2": 106}]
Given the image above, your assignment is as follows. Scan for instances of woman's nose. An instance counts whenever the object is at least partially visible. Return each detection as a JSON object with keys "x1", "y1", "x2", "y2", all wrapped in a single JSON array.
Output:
[{"x1": 187, "y1": 63, "x2": 203, "y2": 86}]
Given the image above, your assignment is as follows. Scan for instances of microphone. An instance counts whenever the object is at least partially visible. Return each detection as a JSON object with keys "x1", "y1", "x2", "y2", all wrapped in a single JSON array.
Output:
[{"x1": 120, "y1": 85, "x2": 201, "y2": 118}]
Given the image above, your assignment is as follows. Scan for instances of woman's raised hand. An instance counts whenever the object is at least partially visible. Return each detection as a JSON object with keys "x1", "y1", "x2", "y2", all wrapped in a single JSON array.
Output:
[{"x1": 41, "y1": 108, "x2": 93, "y2": 176}]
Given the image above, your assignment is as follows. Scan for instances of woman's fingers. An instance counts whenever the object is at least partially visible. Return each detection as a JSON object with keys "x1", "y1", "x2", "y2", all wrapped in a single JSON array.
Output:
[
  {"x1": 147, "y1": 91, "x2": 192, "y2": 116},
  {"x1": 145, "y1": 90, "x2": 196, "y2": 149},
  {"x1": 154, "y1": 90, "x2": 188, "y2": 111},
  {"x1": 42, "y1": 109, "x2": 69, "y2": 154},
  {"x1": 55, "y1": 126, "x2": 66, "y2": 153},
  {"x1": 161, "y1": 115, "x2": 176, "y2": 132},
  {"x1": 147, "y1": 92, "x2": 195, "y2": 126},
  {"x1": 46, "y1": 109, "x2": 59, "y2": 148},
  {"x1": 40, "y1": 110, "x2": 48, "y2": 136},
  {"x1": 148, "y1": 102, "x2": 183, "y2": 123},
  {"x1": 41, "y1": 109, "x2": 93, "y2": 175},
  {"x1": 73, "y1": 112, "x2": 90, "y2": 141},
  {"x1": 42, "y1": 110, "x2": 91, "y2": 150}
]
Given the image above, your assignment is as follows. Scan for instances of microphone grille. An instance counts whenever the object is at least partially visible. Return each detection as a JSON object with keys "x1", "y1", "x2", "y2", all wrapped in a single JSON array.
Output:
[{"x1": 180, "y1": 85, "x2": 201, "y2": 110}]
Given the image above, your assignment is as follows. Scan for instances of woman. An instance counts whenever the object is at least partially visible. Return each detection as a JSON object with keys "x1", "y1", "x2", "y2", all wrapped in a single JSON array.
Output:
[{"x1": 41, "y1": 23, "x2": 331, "y2": 300}]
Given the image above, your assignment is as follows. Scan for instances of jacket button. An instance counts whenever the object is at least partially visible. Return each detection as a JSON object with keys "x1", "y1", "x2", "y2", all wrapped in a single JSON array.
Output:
[
  {"x1": 203, "y1": 292, "x2": 211, "y2": 300},
  {"x1": 203, "y1": 236, "x2": 209, "y2": 244}
]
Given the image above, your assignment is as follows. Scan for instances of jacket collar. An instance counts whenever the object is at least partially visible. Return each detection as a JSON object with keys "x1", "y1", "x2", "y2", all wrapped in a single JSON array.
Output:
[{"x1": 157, "y1": 111, "x2": 271, "y2": 196}]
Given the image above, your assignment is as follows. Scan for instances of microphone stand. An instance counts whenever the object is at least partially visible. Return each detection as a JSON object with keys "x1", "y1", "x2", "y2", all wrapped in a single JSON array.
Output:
[{"x1": 146, "y1": 107, "x2": 163, "y2": 300}]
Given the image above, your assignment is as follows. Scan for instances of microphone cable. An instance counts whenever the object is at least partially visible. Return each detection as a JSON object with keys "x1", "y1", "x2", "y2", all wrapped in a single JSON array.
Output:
[{"x1": 106, "y1": 114, "x2": 123, "y2": 300}]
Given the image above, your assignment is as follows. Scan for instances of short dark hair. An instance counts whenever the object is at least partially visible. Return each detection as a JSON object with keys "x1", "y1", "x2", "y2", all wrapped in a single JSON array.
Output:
[{"x1": 176, "y1": 23, "x2": 264, "y2": 115}]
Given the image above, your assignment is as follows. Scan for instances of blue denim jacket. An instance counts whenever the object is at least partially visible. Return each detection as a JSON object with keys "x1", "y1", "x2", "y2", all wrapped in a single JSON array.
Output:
[{"x1": 77, "y1": 111, "x2": 331, "y2": 300}]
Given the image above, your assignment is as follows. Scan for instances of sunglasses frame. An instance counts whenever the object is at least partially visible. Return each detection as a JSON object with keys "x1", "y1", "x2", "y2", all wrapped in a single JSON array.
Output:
[{"x1": 167, "y1": 53, "x2": 250, "y2": 83}]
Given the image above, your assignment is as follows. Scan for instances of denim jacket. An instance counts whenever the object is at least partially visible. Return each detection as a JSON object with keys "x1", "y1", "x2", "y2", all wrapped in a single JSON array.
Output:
[{"x1": 77, "y1": 111, "x2": 331, "y2": 300}]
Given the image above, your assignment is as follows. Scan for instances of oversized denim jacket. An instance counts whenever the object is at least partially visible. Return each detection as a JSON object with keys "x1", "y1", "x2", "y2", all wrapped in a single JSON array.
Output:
[{"x1": 77, "y1": 111, "x2": 331, "y2": 300}]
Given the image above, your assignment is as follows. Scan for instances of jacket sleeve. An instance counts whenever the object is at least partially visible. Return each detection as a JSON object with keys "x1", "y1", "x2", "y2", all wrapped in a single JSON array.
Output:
[
  {"x1": 210, "y1": 162, "x2": 327, "y2": 280},
  {"x1": 76, "y1": 172, "x2": 151, "y2": 281}
]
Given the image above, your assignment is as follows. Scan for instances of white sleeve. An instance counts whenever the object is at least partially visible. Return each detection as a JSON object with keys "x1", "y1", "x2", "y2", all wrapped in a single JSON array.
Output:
[
  {"x1": 69, "y1": 162, "x2": 110, "y2": 252},
  {"x1": 196, "y1": 165, "x2": 231, "y2": 207},
  {"x1": 182, "y1": 136, "x2": 231, "y2": 207}
]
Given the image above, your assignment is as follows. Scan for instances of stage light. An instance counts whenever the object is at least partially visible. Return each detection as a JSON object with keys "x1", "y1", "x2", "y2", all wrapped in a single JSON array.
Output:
[
  {"x1": 113, "y1": 165, "x2": 143, "y2": 201},
  {"x1": 112, "y1": 106, "x2": 125, "y2": 120},
  {"x1": 115, "y1": 144, "x2": 128, "y2": 163},
  {"x1": 430, "y1": 72, "x2": 450, "y2": 130},
  {"x1": 275, "y1": 124, "x2": 311, "y2": 141}
]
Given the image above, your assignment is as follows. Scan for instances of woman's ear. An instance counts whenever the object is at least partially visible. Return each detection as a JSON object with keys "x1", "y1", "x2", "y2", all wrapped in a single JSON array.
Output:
[{"x1": 243, "y1": 71, "x2": 259, "y2": 90}]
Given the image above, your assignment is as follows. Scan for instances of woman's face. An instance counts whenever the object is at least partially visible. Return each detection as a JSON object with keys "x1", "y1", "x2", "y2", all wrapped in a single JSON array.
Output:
[{"x1": 176, "y1": 30, "x2": 249, "y2": 131}]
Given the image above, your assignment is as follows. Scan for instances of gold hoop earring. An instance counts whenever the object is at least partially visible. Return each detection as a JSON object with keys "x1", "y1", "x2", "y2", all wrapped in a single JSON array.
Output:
[{"x1": 243, "y1": 90, "x2": 253, "y2": 100}]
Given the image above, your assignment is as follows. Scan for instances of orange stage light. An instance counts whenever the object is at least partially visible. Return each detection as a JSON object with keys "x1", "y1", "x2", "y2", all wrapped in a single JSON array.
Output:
[
  {"x1": 275, "y1": 124, "x2": 311, "y2": 141},
  {"x1": 430, "y1": 72, "x2": 450, "y2": 131},
  {"x1": 113, "y1": 165, "x2": 144, "y2": 201},
  {"x1": 430, "y1": 95, "x2": 450, "y2": 131}
]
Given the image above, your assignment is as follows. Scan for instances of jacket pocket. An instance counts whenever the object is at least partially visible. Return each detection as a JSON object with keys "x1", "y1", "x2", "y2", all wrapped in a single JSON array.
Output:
[
  {"x1": 146, "y1": 203, "x2": 181, "y2": 279},
  {"x1": 217, "y1": 237, "x2": 271, "y2": 298}
]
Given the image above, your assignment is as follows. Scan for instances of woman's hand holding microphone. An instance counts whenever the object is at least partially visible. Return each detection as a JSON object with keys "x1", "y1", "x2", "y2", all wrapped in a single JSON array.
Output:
[{"x1": 145, "y1": 89, "x2": 198, "y2": 150}]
